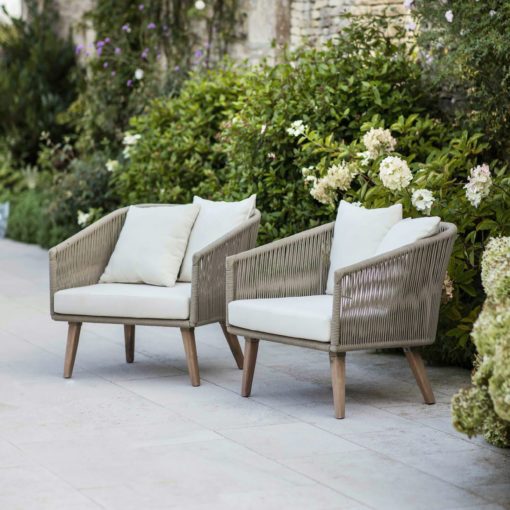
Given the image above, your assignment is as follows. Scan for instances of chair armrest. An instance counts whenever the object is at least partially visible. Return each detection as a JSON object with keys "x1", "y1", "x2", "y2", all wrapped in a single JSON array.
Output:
[
  {"x1": 330, "y1": 222, "x2": 457, "y2": 352},
  {"x1": 49, "y1": 208, "x2": 128, "y2": 314},
  {"x1": 190, "y1": 210, "x2": 261, "y2": 325},
  {"x1": 226, "y1": 222, "x2": 334, "y2": 306}
]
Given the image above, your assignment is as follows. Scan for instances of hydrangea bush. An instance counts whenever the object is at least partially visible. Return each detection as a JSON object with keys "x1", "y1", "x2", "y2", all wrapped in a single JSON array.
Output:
[{"x1": 452, "y1": 237, "x2": 510, "y2": 448}]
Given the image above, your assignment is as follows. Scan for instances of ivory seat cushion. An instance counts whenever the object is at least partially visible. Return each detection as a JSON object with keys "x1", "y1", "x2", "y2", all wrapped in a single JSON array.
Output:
[
  {"x1": 54, "y1": 283, "x2": 192, "y2": 319},
  {"x1": 100, "y1": 204, "x2": 200, "y2": 287},
  {"x1": 326, "y1": 201, "x2": 402, "y2": 294},
  {"x1": 179, "y1": 195, "x2": 256, "y2": 282},
  {"x1": 375, "y1": 216, "x2": 441, "y2": 255},
  {"x1": 228, "y1": 295, "x2": 333, "y2": 342}
]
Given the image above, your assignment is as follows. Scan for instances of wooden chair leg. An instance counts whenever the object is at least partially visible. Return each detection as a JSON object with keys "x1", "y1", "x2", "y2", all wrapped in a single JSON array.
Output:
[
  {"x1": 180, "y1": 328, "x2": 200, "y2": 387},
  {"x1": 63, "y1": 322, "x2": 82, "y2": 379},
  {"x1": 220, "y1": 322, "x2": 244, "y2": 369},
  {"x1": 124, "y1": 325, "x2": 135, "y2": 363},
  {"x1": 330, "y1": 352, "x2": 346, "y2": 419},
  {"x1": 241, "y1": 338, "x2": 259, "y2": 397},
  {"x1": 404, "y1": 348, "x2": 435, "y2": 404}
]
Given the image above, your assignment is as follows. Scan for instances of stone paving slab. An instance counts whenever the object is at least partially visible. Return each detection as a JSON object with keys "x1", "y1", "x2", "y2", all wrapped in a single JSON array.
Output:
[{"x1": 0, "y1": 239, "x2": 508, "y2": 510}]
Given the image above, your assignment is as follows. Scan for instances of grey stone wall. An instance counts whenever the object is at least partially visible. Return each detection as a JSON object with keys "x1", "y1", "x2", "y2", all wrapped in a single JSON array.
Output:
[{"x1": 36, "y1": 0, "x2": 404, "y2": 62}]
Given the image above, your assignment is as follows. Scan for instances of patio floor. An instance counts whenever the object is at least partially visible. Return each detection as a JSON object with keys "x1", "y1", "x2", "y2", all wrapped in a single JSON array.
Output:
[{"x1": 0, "y1": 238, "x2": 509, "y2": 510}]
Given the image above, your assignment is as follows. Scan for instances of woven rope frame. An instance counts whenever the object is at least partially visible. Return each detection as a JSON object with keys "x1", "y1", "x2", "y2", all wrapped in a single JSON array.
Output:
[
  {"x1": 49, "y1": 205, "x2": 261, "y2": 328},
  {"x1": 226, "y1": 222, "x2": 457, "y2": 352}
]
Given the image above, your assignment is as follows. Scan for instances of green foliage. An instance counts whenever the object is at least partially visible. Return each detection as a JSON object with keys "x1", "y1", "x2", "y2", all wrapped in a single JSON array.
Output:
[
  {"x1": 114, "y1": 64, "x2": 248, "y2": 205},
  {"x1": 452, "y1": 237, "x2": 510, "y2": 447},
  {"x1": 0, "y1": 0, "x2": 79, "y2": 165},
  {"x1": 217, "y1": 16, "x2": 435, "y2": 242},
  {"x1": 412, "y1": 0, "x2": 510, "y2": 160},
  {"x1": 6, "y1": 189, "x2": 46, "y2": 245}
]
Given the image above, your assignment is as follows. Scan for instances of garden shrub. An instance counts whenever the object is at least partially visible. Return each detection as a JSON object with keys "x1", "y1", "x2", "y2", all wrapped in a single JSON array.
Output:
[
  {"x1": 114, "y1": 64, "x2": 248, "y2": 205},
  {"x1": 0, "y1": 0, "x2": 79, "y2": 165},
  {"x1": 452, "y1": 237, "x2": 510, "y2": 447},
  {"x1": 411, "y1": 0, "x2": 510, "y2": 161}
]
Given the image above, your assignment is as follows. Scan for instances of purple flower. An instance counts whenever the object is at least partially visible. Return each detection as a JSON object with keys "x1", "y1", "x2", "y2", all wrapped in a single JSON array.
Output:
[
  {"x1": 97, "y1": 47, "x2": 103, "y2": 57},
  {"x1": 111, "y1": 70, "x2": 116, "y2": 77},
  {"x1": 147, "y1": 22, "x2": 156, "y2": 30},
  {"x1": 174, "y1": 65, "x2": 180, "y2": 71},
  {"x1": 96, "y1": 40, "x2": 105, "y2": 48},
  {"x1": 141, "y1": 47, "x2": 149, "y2": 59},
  {"x1": 104, "y1": 37, "x2": 111, "y2": 43},
  {"x1": 194, "y1": 49, "x2": 203, "y2": 59},
  {"x1": 75, "y1": 44, "x2": 84, "y2": 55},
  {"x1": 127, "y1": 79, "x2": 133, "y2": 87},
  {"x1": 122, "y1": 23, "x2": 131, "y2": 32},
  {"x1": 115, "y1": 47, "x2": 121, "y2": 55},
  {"x1": 138, "y1": 3, "x2": 144, "y2": 10},
  {"x1": 103, "y1": 61, "x2": 109, "y2": 68}
]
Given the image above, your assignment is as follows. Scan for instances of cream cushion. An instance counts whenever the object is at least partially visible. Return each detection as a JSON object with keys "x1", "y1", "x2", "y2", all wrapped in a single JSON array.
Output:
[
  {"x1": 179, "y1": 195, "x2": 256, "y2": 282},
  {"x1": 54, "y1": 283, "x2": 192, "y2": 319},
  {"x1": 100, "y1": 204, "x2": 200, "y2": 287},
  {"x1": 326, "y1": 201, "x2": 402, "y2": 294},
  {"x1": 228, "y1": 295, "x2": 333, "y2": 342},
  {"x1": 375, "y1": 217, "x2": 441, "y2": 255}
]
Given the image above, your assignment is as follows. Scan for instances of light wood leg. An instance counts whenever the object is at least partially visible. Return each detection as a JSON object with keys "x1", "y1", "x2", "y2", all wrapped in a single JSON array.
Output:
[
  {"x1": 124, "y1": 325, "x2": 135, "y2": 363},
  {"x1": 181, "y1": 328, "x2": 200, "y2": 387},
  {"x1": 220, "y1": 322, "x2": 244, "y2": 369},
  {"x1": 241, "y1": 338, "x2": 259, "y2": 397},
  {"x1": 404, "y1": 348, "x2": 435, "y2": 404},
  {"x1": 63, "y1": 322, "x2": 82, "y2": 379},
  {"x1": 330, "y1": 352, "x2": 346, "y2": 419}
]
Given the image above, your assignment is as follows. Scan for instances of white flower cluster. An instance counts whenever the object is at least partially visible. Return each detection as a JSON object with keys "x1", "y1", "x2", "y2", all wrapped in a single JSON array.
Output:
[
  {"x1": 122, "y1": 132, "x2": 141, "y2": 158},
  {"x1": 481, "y1": 236, "x2": 510, "y2": 301},
  {"x1": 77, "y1": 210, "x2": 91, "y2": 228},
  {"x1": 306, "y1": 161, "x2": 359, "y2": 205},
  {"x1": 464, "y1": 164, "x2": 492, "y2": 208},
  {"x1": 362, "y1": 128, "x2": 397, "y2": 160},
  {"x1": 286, "y1": 120, "x2": 307, "y2": 137},
  {"x1": 105, "y1": 159, "x2": 119, "y2": 172},
  {"x1": 411, "y1": 188, "x2": 435, "y2": 214},
  {"x1": 379, "y1": 156, "x2": 412, "y2": 191}
]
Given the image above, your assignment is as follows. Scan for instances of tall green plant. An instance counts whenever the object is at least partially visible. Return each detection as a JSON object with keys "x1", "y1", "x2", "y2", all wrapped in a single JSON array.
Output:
[{"x1": 0, "y1": 0, "x2": 79, "y2": 165}]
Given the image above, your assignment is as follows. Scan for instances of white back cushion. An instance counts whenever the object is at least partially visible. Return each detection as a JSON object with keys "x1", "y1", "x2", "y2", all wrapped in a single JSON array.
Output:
[
  {"x1": 375, "y1": 217, "x2": 440, "y2": 256},
  {"x1": 100, "y1": 204, "x2": 200, "y2": 287},
  {"x1": 326, "y1": 201, "x2": 402, "y2": 294},
  {"x1": 178, "y1": 195, "x2": 256, "y2": 282}
]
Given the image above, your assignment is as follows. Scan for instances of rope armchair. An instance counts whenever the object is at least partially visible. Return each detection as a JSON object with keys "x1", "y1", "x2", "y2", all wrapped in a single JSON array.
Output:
[
  {"x1": 49, "y1": 205, "x2": 261, "y2": 385},
  {"x1": 226, "y1": 221, "x2": 457, "y2": 418}
]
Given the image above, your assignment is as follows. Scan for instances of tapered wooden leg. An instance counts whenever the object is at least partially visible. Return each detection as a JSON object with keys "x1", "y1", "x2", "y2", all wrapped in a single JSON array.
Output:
[
  {"x1": 404, "y1": 348, "x2": 435, "y2": 404},
  {"x1": 124, "y1": 325, "x2": 135, "y2": 363},
  {"x1": 330, "y1": 352, "x2": 346, "y2": 419},
  {"x1": 63, "y1": 322, "x2": 82, "y2": 379},
  {"x1": 241, "y1": 338, "x2": 259, "y2": 397},
  {"x1": 220, "y1": 322, "x2": 244, "y2": 369},
  {"x1": 181, "y1": 328, "x2": 200, "y2": 387}
]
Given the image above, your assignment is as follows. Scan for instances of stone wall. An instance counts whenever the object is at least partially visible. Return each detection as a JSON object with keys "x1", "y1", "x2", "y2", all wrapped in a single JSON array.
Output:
[{"x1": 32, "y1": 0, "x2": 404, "y2": 62}]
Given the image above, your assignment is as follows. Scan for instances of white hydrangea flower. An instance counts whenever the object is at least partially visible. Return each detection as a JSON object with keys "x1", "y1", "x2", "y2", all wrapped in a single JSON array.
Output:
[
  {"x1": 195, "y1": 0, "x2": 206, "y2": 10},
  {"x1": 403, "y1": 0, "x2": 414, "y2": 8},
  {"x1": 310, "y1": 178, "x2": 335, "y2": 205},
  {"x1": 445, "y1": 10, "x2": 454, "y2": 22},
  {"x1": 286, "y1": 120, "x2": 307, "y2": 137},
  {"x1": 77, "y1": 210, "x2": 91, "y2": 228},
  {"x1": 105, "y1": 159, "x2": 119, "y2": 172},
  {"x1": 362, "y1": 128, "x2": 397, "y2": 159},
  {"x1": 308, "y1": 161, "x2": 358, "y2": 205},
  {"x1": 122, "y1": 132, "x2": 141, "y2": 158},
  {"x1": 464, "y1": 163, "x2": 492, "y2": 208},
  {"x1": 134, "y1": 68, "x2": 144, "y2": 80},
  {"x1": 412, "y1": 188, "x2": 435, "y2": 214},
  {"x1": 379, "y1": 156, "x2": 412, "y2": 191}
]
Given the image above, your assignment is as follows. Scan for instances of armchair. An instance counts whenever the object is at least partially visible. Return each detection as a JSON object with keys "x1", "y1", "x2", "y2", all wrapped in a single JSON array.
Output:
[
  {"x1": 49, "y1": 205, "x2": 260, "y2": 385},
  {"x1": 226, "y1": 221, "x2": 457, "y2": 418}
]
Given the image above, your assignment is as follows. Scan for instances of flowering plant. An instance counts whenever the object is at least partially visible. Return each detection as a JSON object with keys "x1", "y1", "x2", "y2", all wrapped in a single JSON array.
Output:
[
  {"x1": 452, "y1": 237, "x2": 510, "y2": 447},
  {"x1": 291, "y1": 114, "x2": 510, "y2": 363}
]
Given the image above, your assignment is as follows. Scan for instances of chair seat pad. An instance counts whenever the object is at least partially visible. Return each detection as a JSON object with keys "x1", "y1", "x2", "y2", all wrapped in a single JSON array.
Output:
[
  {"x1": 54, "y1": 283, "x2": 192, "y2": 320},
  {"x1": 228, "y1": 295, "x2": 333, "y2": 342}
]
